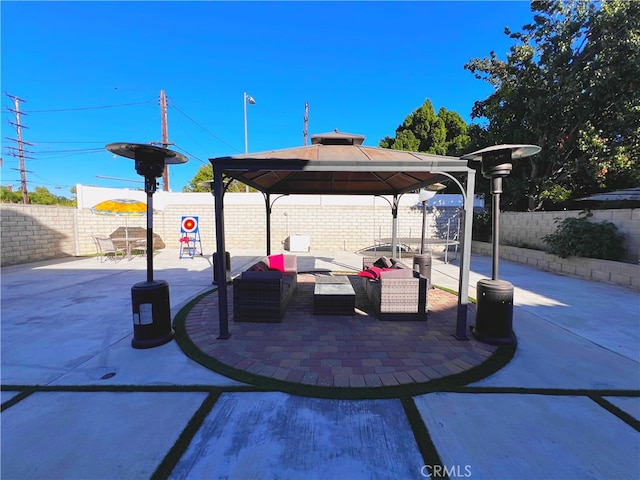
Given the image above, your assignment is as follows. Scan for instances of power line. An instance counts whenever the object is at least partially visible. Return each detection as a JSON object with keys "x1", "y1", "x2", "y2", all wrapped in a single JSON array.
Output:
[
  {"x1": 26, "y1": 140, "x2": 109, "y2": 144},
  {"x1": 27, "y1": 99, "x2": 154, "y2": 113},
  {"x1": 172, "y1": 144, "x2": 207, "y2": 166},
  {"x1": 95, "y1": 175, "x2": 144, "y2": 184},
  {"x1": 32, "y1": 147, "x2": 104, "y2": 155},
  {"x1": 167, "y1": 98, "x2": 242, "y2": 153}
]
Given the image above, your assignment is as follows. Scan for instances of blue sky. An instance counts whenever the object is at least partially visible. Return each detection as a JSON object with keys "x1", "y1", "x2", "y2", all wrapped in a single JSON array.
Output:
[{"x1": 1, "y1": 1, "x2": 535, "y2": 196}]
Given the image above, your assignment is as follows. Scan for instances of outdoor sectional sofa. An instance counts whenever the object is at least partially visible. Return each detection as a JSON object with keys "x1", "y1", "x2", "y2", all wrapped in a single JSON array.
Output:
[
  {"x1": 360, "y1": 256, "x2": 429, "y2": 321},
  {"x1": 233, "y1": 253, "x2": 298, "y2": 323}
]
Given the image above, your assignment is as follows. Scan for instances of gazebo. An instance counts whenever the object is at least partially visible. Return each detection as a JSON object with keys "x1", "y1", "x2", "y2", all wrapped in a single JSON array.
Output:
[{"x1": 208, "y1": 131, "x2": 477, "y2": 340}]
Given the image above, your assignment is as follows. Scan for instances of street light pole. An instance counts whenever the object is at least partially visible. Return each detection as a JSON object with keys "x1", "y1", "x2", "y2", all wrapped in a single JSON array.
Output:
[{"x1": 243, "y1": 92, "x2": 256, "y2": 193}]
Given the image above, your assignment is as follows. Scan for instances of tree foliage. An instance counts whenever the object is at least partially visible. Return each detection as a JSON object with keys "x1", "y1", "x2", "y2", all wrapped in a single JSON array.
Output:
[
  {"x1": 465, "y1": 0, "x2": 640, "y2": 210},
  {"x1": 1, "y1": 186, "x2": 22, "y2": 203},
  {"x1": 1, "y1": 185, "x2": 75, "y2": 205},
  {"x1": 183, "y1": 165, "x2": 215, "y2": 193},
  {"x1": 183, "y1": 165, "x2": 251, "y2": 193},
  {"x1": 380, "y1": 99, "x2": 471, "y2": 156}
]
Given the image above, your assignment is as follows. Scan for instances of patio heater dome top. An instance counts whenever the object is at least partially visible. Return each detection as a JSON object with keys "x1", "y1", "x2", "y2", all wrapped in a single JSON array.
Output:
[
  {"x1": 311, "y1": 129, "x2": 365, "y2": 146},
  {"x1": 106, "y1": 142, "x2": 188, "y2": 165},
  {"x1": 461, "y1": 144, "x2": 541, "y2": 162}
]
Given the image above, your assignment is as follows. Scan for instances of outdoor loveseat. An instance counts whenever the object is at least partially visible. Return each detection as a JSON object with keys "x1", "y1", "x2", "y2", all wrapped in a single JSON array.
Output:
[
  {"x1": 360, "y1": 256, "x2": 429, "y2": 321},
  {"x1": 233, "y1": 253, "x2": 298, "y2": 322}
]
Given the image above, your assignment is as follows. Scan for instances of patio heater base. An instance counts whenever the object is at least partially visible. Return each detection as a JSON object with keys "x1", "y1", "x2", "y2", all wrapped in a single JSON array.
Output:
[
  {"x1": 471, "y1": 279, "x2": 515, "y2": 345},
  {"x1": 413, "y1": 253, "x2": 433, "y2": 287},
  {"x1": 131, "y1": 280, "x2": 175, "y2": 349}
]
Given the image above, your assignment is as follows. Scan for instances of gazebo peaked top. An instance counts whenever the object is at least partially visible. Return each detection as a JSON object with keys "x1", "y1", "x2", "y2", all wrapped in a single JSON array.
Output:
[
  {"x1": 311, "y1": 129, "x2": 365, "y2": 145},
  {"x1": 211, "y1": 130, "x2": 471, "y2": 196}
]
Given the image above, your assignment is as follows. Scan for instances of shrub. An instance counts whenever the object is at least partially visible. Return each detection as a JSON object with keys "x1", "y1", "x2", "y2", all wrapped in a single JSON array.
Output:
[{"x1": 542, "y1": 210, "x2": 625, "y2": 260}]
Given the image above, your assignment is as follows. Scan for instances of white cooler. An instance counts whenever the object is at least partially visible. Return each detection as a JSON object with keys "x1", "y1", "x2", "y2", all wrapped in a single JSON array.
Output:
[{"x1": 286, "y1": 234, "x2": 310, "y2": 252}]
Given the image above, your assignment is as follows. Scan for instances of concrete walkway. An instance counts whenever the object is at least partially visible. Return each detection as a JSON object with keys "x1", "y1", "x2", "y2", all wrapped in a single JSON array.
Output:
[{"x1": 1, "y1": 250, "x2": 639, "y2": 479}]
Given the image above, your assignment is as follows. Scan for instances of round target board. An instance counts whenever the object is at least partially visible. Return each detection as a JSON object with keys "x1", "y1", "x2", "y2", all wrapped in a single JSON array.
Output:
[{"x1": 181, "y1": 216, "x2": 199, "y2": 233}]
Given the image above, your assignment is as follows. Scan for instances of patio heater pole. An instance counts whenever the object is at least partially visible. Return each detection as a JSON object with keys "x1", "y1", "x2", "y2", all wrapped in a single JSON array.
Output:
[
  {"x1": 491, "y1": 177, "x2": 501, "y2": 280},
  {"x1": 144, "y1": 175, "x2": 155, "y2": 282},
  {"x1": 414, "y1": 184, "x2": 445, "y2": 282},
  {"x1": 106, "y1": 143, "x2": 188, "y2": 349},
  {"x1": 420, "y1": 198, "x2": 428, "y2": 255},
  {"x1": 463, "y1": 145, "x2": 540, "y2": 345}
]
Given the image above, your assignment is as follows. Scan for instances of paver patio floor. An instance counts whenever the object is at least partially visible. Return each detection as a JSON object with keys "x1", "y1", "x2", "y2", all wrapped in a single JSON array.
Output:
[{"x1": 181, "y1": 273, "x2": 499, "y2": 391}]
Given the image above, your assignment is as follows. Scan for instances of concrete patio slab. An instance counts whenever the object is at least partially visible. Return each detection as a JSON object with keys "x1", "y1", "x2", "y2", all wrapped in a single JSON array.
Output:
[
  {"x1": 1, "y1": 390, "x2": 208, "y2": 480},
  {"x1": 170, "y1": 391, "x2": 424, "y2": 480},
  {"x1": 604, "y1": 396, "x2": 640, "y2": 421},
  {"x1": 414, "y1": 392, "x2": 640, "y2": 480},
  {"x1": 49, "y1": 335, "x2": 245, "y2": 387}
]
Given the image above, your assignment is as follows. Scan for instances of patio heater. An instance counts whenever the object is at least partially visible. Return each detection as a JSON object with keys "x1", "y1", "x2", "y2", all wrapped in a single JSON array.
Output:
[
  {"x1": 106, "y1": 143, "x2": 188, "y2": 349},
  {"x1": 463, "y1": 144, "x2": 540, "y2": 345},
  {"x1": 413, "y1": 183, "x2": 446, "y2": 283}
]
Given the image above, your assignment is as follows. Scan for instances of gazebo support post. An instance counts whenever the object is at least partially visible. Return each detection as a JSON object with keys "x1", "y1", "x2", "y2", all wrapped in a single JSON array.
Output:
[
  {"x1": 455, "y1": 169, "x2": 476, "y2": 340},
  {"x1": 391, "y1": 195, "x2": 399, "y2": 259},
  {"x1": 264, "y1": 193, "x2": 271, "y2": 255},
  {"x1": 214, "y1": 168, "x2": 231, "y2": 339}
]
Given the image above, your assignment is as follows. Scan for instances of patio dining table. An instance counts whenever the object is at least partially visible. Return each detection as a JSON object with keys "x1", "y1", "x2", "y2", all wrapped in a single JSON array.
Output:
[{"x1": 112, "y1": 237, "x2": 147, "y2": 258}]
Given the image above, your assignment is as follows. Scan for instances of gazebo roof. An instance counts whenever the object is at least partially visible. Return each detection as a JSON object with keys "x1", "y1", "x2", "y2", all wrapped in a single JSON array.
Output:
[{"x1": 210, "y1": 131, "x2": 472, "y2": 196}]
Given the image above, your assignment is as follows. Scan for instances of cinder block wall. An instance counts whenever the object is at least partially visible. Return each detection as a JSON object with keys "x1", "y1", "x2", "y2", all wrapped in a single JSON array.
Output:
[
  {"x1": 164, "y1": 203, "x2": 460, "y2": 255},
  {"x1": 3, "y1": 201, "x2": 637, "y2": 267},
  {"x1": 1, "y1": 205, "x2": 78, "y2": 265},
  {"x1": 1, "y1": 202, "x2": 462, "y2": 265},
  {"x1": 500, "y1": 210, "x2": 639, "y2": 264}
]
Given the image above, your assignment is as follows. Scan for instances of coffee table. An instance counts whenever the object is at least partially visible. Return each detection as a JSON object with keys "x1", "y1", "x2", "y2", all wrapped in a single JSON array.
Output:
[{"x1": 313, "y1": 276, "x2": 356, "y2": 315}]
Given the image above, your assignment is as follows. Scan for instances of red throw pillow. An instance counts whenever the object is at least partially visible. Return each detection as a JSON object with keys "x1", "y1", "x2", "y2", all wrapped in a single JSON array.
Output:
[
  {"x1": 357, "y1": 266, "x2": 383, "y2": 279},
  {"x1": 358, "y1": 269, "x2": 376, "y2": 279},
  {"x1": 267, "y1": 253, "x2": 285, "y2": 272}
]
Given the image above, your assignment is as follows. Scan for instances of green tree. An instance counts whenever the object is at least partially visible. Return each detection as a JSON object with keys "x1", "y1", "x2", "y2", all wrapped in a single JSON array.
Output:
[
  {"x1": 465, "y1": 0, "x2": 640, "y2": 211},
  {"x1": 183, "y1": 165, "x2": 214, "y2": 193},
  {"x1": 183, "y1": 165, "x2": 251, "y2": 193},
  {"x1": 1, "y1": 186, "x2": 22, "y2": 203},
  {"x1": 380, "y1": 99, "x2": 470, "y2": 156},
  {"x1": 28, "y1": 186, "x2": 74, "y2": 205},
  {"x1": 1, "y1": 185, "x2": 75, "y2": 205}
]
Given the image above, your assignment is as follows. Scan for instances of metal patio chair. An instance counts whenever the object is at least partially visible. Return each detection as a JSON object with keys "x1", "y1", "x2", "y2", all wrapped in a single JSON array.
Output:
[{"x1": 93, "y1": 235, "x2": 126, "y2": 262}]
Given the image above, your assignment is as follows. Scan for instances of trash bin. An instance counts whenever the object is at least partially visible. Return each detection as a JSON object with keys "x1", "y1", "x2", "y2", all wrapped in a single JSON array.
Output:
[
  {"x1": 413, "y1": 253, "x2": 432, "y2": 285},
  {"x1": 471, "y1": 279, "x2": 515, "y2": 345},
  {"x1": 130, "y1": 280, "x2": 174, "y2": 349},
  {"x1": 212, "y1": 251, "x2": 231, "y2": 285}
]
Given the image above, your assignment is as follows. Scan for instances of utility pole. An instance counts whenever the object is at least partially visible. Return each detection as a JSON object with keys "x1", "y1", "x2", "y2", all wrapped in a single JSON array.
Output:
[
  {"x1": 5, "y1": 93, "x2": 34, "y2": 204},
  {"x1": 150, "y1": 90, "x2": 174, "y2": 191},
  {"x1": 160, "y1": 90, "x2": 170, "y2": 191},
  {"x1": 303, "y1": 102, "x2": 309, "y2": 146}
]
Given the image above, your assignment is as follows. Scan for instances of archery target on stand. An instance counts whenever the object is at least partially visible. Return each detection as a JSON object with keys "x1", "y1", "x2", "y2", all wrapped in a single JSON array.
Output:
[{"x1": 181, "y1": 216, "x2": 199, "y2": 233}]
